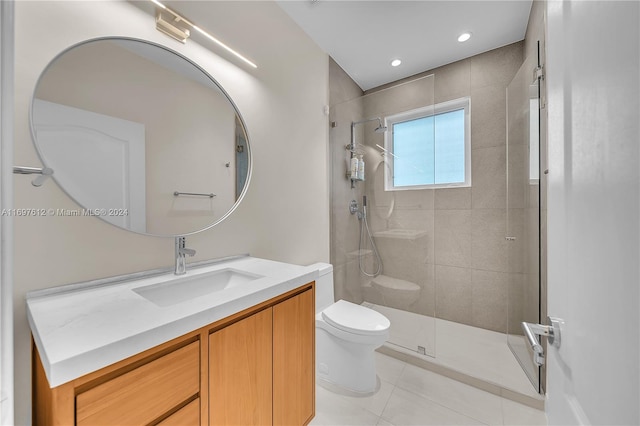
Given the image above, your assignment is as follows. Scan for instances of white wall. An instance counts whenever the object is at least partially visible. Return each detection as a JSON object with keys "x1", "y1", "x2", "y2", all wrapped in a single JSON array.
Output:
[
  {"x1": 0, "y1": 1, "x2": 14, "y2": 424},
  {"x1": 546, "y1": 0, "x2": 639, "y2": 424},
  {"x1": 13, "y1": 1, "x2": 329, "y2": 423}
]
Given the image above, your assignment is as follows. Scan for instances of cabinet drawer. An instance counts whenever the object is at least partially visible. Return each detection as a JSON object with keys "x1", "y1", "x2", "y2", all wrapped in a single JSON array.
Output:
[
  {"x1": 76, "y1": 341, "x2": 200, "y2": 426},
  {"x1": 157, "y1": 399, "x2": 200, "y2": 426}
]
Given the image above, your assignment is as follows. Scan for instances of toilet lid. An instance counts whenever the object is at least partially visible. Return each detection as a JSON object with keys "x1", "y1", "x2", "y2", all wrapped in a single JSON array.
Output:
[{"x1": 322, "y1": 300, "x2": 390, "y2": 336}]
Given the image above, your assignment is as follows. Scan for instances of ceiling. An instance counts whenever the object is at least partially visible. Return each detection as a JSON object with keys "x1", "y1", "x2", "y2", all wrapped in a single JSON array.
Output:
[{"x1": 276, "y1": 1, "x2": 533, "y2": 91}]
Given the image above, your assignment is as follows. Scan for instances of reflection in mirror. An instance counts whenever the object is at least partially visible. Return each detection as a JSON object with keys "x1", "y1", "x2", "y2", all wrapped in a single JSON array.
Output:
[{"x1": 31, "y1": 38, "x2": 251, "y2": 237}]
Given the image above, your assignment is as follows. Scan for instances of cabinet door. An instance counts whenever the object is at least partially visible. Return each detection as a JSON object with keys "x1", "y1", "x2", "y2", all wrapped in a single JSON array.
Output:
[
  {"x1": 76, "y1": 341, "x2": 200, "y2": 426},
  {"x1": 157, "y1": 399, "x2": 200, "y2": 426},
  {"x1": 273, "y1": 289, "x2": 315, "y2": 425},
  {"x1": 209, "y1": 308, "x2": 273, "y2": 426}
]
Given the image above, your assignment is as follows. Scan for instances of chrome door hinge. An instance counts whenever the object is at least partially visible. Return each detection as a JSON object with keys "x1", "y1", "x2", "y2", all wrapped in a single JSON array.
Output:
[
  {"x1": 521, "y1": 317, "x2": 563, "y2": 366},
  {"x1": 534, "y1": 65, "x2": 544, "y2": 81}
]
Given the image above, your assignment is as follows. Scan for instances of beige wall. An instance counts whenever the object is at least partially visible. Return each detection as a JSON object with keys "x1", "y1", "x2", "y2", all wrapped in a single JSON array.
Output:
[
  {"x1": 13, "y1": 1, "x2": 329, "y2": 423},
  {"x1": 329, "y1": 42, "x2": 525, "y2": 334}
]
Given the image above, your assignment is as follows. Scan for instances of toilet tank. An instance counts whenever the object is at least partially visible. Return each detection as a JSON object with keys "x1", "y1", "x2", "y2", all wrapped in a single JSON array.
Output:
[{"x1": 308, "y1": 262, "x2": 334, "y2": 313}]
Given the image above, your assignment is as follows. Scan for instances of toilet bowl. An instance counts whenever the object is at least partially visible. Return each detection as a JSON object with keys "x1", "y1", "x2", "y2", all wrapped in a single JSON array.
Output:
[
  {"x1": 371, "y1": 274, "x2": 421, "y2": 309},
  {"x1": 311, "y1": 263, "x2": 390, "y2": 394}
]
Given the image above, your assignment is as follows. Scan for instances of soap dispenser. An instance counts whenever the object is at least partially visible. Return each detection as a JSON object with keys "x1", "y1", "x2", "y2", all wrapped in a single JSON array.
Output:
[
  {"x1": 357, "y1": 155, "x2": 365, "y2": 180},
  {"x1": 350, "y1": 155, "x2": 359, "y2": 179}
]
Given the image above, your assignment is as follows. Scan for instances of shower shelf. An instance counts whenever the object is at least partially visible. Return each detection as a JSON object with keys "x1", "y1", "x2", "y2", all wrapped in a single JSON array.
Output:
[{"x1": 373, "y1": 229, "x2": 428, "y2": 240}]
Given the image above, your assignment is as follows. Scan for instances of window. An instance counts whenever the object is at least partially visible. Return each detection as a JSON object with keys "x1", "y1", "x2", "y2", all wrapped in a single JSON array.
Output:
[{"x1": 384, "y1": 97, "x2": 471, "y2": 190}]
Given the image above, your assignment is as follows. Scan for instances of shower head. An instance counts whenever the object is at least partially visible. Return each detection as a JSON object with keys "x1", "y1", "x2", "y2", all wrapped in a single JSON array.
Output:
[
  {"x1": 374, "y1": 123, "x2": 388, "y2": 133},
  {"x1": 352, "y1": 117, "x2": 387, "y2": 132},
  {"x1": 350, "y1": 117, "x2": 388, "y2": 151}
]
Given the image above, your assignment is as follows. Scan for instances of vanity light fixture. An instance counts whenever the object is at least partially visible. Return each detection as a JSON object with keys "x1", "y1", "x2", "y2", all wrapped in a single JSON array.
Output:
[
  {"x1": 457, "y1": 32, "x2": 472, "y2": 43},
  {"x1": 390, "y1": 59, "x2": 402, "y2": 67},
  {"x1": 149, "y1": 0, "x2": 258, "y2": 68},
  {"x1": 156, "y1": 9, "x2": 190, "y2": 43}
]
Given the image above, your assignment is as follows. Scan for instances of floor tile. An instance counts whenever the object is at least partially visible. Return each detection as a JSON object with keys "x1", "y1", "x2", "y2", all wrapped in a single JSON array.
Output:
[
  {"x1": 502, "y1": 398, "x2": 547, "y2": 426},
  {"x1": 311, "y1": 385, "x2": 381, "y2": 425},
  {"x1": 397, "y1": 364, "x2": 503, "y2": 425},
  {"x1": 324, "y1": 377, "x2": 395, "y2": 417},
  {"x1": 375, "y1": 351, "x2": 407, "y2": 385},
  {"x1": 381, "y1": 387, "x2": 486, "y2": 425}
]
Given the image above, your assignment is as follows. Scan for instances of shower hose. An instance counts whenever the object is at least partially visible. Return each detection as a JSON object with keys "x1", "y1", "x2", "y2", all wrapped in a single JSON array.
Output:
[{"x1": 358, "y1": 195, "x2": 382, "y2": 277}]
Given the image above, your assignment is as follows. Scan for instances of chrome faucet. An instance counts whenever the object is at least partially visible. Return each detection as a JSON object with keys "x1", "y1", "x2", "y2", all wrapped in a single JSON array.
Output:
[{"x1": 175, "y1": 236, "x2": 196, "y2": 275}]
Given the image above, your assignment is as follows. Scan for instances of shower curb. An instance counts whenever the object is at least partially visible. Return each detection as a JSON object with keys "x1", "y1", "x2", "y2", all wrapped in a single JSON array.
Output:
[{"x1": 376, "y1": 344, "x2": 545, "y2": 411}]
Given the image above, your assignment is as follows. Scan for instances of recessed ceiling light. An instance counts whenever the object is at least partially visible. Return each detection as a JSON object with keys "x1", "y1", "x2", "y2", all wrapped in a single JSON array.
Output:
[
  {"x1": 458, "y1": 33, "x2": 472, "y2": 43},
  {"x1": 391, "y1": 59, "x2": 402, "y2": 67}
]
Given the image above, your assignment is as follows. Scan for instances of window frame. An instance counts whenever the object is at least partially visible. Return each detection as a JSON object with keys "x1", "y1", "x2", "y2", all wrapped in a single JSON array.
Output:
[{"x1": 383, "y1": 97, "x2": 471, "y2": 191}]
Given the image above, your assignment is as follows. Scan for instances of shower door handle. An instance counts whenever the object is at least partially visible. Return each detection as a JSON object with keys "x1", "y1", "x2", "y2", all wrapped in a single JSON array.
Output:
[{"x1": 521, "y1": 317, "x2": 562, "y2": 366}]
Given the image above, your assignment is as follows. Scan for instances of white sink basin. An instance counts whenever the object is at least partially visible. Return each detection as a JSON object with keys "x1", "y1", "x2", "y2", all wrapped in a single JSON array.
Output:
[{"x1": 133, "y1": 268, "x2": 264, "y2": 307}]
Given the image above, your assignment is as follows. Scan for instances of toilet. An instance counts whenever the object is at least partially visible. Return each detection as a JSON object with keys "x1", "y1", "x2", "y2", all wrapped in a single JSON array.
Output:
[{"x1": 311, "y1": 263, "x2": 390, "y2": 394}]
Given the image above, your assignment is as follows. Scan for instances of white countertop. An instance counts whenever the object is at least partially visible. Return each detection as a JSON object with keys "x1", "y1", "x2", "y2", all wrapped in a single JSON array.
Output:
[{"x1": 27, "y1": 256, "x2": 318, "y2": 388}]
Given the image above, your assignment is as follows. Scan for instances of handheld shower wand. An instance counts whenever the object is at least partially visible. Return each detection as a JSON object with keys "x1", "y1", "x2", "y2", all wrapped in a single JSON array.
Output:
[{"x1": 357, "y1": 194, "x2": 382, "y2": 277}]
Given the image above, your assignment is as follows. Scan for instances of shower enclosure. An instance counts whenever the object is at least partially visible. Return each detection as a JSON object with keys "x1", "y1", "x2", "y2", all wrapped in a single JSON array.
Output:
[
  {"x1": 329, "y1": 41, "x2": 544, "y2": 397},
  {"x1": 329, "y1": 75, "x2": 436, "y2": 357}
]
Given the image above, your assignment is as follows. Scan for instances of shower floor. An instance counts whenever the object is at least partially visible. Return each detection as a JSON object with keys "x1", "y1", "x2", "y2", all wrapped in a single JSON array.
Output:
[{"x1": 363, "y1": 303, "x2": 544, "y2": 408}]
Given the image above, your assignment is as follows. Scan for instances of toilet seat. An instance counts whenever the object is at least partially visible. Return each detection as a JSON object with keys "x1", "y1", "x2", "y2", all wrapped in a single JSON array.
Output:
[{"x1": 321, "y1": 300, "x2": 390, "y2": 336}]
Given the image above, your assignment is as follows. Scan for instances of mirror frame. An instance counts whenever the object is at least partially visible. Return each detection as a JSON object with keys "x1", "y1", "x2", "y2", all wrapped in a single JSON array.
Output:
[{"x1": 29, "y1": 36, "x2": 252, "y2": 237}]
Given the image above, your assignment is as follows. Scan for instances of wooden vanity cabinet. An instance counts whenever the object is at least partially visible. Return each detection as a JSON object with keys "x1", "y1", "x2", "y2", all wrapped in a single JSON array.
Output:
[
  {"x1": 209, "y1": 286, "x2": 315, "y2": 426},
  {"x1": 33, "y1": 282, "x2": 315, "y2": 426}
]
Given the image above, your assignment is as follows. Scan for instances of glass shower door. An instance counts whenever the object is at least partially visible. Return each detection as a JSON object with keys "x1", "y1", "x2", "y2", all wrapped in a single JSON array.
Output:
[
  {"x1": 360, "y1": 75, "x2": 436, "y2": 356},
  {"x1": 506, "y1": 45, "x2": 542, "y2": 393}
]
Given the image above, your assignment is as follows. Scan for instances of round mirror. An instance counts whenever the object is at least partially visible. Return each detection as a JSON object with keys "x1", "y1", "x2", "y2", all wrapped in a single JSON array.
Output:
[{"x1": 30, "y1": 37, "x2": 251, "y2": 237}]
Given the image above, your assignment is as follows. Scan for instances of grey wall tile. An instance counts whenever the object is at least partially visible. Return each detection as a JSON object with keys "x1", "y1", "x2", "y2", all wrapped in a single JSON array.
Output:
[
  {"x1": 470, "y1": 42, "x2": 524, "y2": 89},
  {"x1": 435, "y1": 210, "x2": 472, "y2": 268},
  {"x1": 407, "y1": 263, "x2": 436, "y2": 316},
  {"x1": 364, "y1": 75, "x2": 435, "y2": 118},
  {"x1": 471, "y1": 85, "x2": 507, "y2": 149},
  {"x1": 393, "y1": 189, "x2": 434, "y2": 210},
  {"x1": 471, "y1": 269, "x2": 508, "y2": 333},
  {"x1": 435, "y1": 188, "x2": 472, "y2": 210},
  {"x1": 471, "y1": 209, "x2": 508, "y2": 272},
  {"x1": 374, "y1": 233, "x2": 430, "y2": 283},
  {"x1": 507, "y1": 144, "x2": 527, "y2": 210},
  {"x1": 433, "y1": 59, "x2": 471, "y2": 104},
  {"x1": 508, "y1": 207, "x2": 526, "y2": 274},
  {"x1": 471, "y1": 146, "x2": 507, "y2": 209},
  {"x1": 435, "y1": 265, "x2": 472, "y2": 324},
  {"x1": 507, "y1": 272, "x2": 525, "y2": 334}
]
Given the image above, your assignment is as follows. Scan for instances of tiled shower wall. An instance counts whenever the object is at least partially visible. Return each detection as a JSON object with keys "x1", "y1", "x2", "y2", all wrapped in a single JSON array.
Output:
[
  {"x1": 328, "y1": 58, "x2": 366, "y2": 304},
  {"x1": 329, "y1": 42, "x2": 526, "y2": 334}
]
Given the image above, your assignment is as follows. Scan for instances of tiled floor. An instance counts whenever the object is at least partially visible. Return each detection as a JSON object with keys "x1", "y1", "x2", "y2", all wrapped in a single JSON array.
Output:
[{"x1": 311, "y1": 352, "x2": 548, "y2": 426}]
